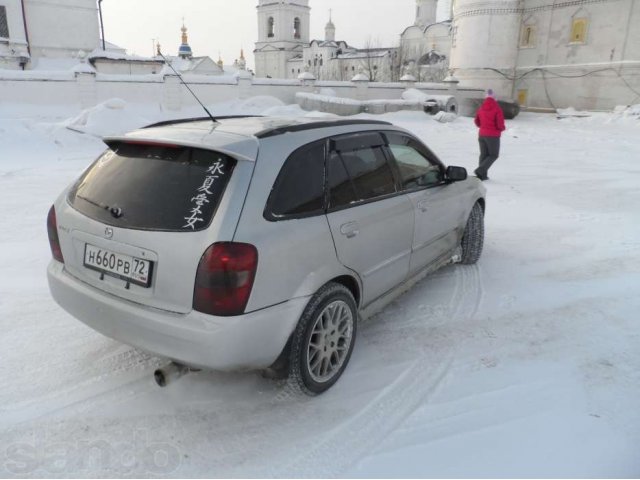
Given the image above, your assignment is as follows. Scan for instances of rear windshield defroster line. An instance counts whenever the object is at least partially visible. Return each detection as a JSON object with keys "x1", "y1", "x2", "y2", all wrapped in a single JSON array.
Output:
[{"x1": 68, "y1": 142, "x2": 236, "y2": 232}]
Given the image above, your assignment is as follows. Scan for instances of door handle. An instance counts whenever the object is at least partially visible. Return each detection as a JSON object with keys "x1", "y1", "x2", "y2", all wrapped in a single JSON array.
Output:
[
  {"x1": 340, "y1": 221, "x2": 359, "y2": 239},
  {"x1": 417, "y1": 199, "x2": 429, "y2": 212}
]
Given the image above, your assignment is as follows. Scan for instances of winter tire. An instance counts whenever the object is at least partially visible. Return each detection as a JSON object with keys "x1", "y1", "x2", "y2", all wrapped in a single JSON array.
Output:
[
  {"x1": 289, "y1": 282, "x2": 357, "y2": 395},
  {"x1": 460, "y1": 202, "x2": 484, "y2": 265}
]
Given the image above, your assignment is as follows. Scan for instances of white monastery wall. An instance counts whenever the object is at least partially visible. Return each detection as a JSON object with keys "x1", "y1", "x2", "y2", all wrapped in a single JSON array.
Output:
[
  {"x1": 0, "y1": 72, "x2": 483, "y2": 116},
  {"x1": 449, "y1": 0, "x2": 640, "y2": 110}
]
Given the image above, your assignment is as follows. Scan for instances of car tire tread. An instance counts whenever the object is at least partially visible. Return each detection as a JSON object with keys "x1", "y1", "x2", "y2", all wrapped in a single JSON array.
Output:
[
  {"x1": 288, "y1": 282, "x2": 357, "y2": 396},
  {"x1": 460, "y1": 202, "x2": 484, "y2": 265}
]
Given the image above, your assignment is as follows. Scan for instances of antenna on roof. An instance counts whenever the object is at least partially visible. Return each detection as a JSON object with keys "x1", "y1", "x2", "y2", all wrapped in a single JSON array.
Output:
[{"x1": 157, "y1": 51, "x2": 216, "y2": 122}]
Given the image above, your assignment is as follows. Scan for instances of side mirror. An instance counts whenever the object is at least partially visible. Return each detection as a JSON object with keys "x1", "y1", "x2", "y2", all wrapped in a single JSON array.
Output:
[{"x1": 446, "y1": 166, "x2": 468, "y2": 182}]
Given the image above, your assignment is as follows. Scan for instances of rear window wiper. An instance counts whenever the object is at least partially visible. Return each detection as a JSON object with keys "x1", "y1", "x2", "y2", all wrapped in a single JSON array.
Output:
[{"x1": 76, "y1": 194, "x2": 124, "y2": 219}]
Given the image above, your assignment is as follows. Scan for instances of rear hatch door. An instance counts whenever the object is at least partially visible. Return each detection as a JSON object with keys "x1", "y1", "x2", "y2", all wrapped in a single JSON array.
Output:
[{"x1": 58, "y1": 139, "x2": 256, "y2": 314}]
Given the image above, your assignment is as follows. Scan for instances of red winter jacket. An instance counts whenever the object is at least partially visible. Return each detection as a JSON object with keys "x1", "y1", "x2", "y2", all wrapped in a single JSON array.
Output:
[{"x1": 474, "y1": 97, "x2": 506, "y2": 137}]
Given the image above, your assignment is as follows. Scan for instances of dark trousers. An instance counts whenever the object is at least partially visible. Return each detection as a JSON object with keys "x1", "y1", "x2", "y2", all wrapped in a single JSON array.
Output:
[{"x1": 476, "y1": 136, "x2": 500, "y2": 179}]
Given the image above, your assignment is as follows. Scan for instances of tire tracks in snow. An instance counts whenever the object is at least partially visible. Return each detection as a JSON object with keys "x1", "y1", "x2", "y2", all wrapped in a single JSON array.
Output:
[
  {"x1": 268, "y1": 264, "x2": 484, "y2": 478},
  {"x1": 269, "y1": 355, "x2": 455, "y2": 478},
  {"x1": 0, "y1": 347, "x2": 162, "y2": 429}
]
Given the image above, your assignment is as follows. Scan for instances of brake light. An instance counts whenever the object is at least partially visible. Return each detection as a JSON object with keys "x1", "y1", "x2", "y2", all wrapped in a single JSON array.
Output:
[
  {"x1": 193, "y1": 242, "x2": 258, "y2": 317},
  {"x1": 120, "y1": 140, "x2": 181, "y2": 149},
  {"x1": 47, "y1": 205, "x2": 64, "y2": 263}
]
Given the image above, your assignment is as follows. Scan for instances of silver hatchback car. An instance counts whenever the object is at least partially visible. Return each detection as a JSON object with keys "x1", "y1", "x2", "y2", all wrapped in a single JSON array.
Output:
[{"x1": 47, "y1": 116, "x2": 486, "y2": 394}]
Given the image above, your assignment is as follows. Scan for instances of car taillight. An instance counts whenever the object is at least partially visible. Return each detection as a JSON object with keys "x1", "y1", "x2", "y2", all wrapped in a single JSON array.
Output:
[
  {"x1": 193, "y1": 242, "x2": 258, "y2": 317},
  {"x1": 47, "y1": 205, "x2": 64, "y2": 264}
]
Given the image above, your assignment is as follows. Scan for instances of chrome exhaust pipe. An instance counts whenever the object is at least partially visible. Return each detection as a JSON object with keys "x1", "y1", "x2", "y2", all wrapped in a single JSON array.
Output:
[{"x1": 154, "y1": 362, "x2": 190, "y2": 387}]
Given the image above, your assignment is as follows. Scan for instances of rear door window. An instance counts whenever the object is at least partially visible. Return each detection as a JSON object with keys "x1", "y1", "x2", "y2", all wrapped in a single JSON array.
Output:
[
  {"x1": 327, "y1": 151, "x2": 359, "y2": 209},
  {"x1": 267, "y1": 141, "x2": 326, "y2": 219},
  {"x1": 68, "y1": 142, "x2": 236, "y2": 232}
]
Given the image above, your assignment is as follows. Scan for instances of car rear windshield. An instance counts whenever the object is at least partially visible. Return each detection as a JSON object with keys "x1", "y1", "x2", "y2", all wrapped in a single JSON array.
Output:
[{"x1": 68, "y1": 142, "x2": 236, "y2": 232}]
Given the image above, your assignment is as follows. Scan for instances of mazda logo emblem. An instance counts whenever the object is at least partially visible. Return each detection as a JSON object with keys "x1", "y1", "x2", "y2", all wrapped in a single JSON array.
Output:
[{"x1": 104, "y1": 227, "x2": 113, "y2": 239}]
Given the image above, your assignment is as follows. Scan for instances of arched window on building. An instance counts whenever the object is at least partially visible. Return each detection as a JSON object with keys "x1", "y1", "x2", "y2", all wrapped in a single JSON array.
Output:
[
  {"x1": 570, "y1": 18, "x2": 588, "y2": 44},
  {"x1": 294, "y1": 17, "x2": 301, "y2": 39},
  {"x1": 267, "y1": 17, "x2": 275, "y2": 38}
]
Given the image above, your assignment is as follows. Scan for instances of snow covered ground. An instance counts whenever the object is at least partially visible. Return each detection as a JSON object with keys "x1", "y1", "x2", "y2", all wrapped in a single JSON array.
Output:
[{"x1": 1, "y1": 99, "x2": 639, "y2": 478}]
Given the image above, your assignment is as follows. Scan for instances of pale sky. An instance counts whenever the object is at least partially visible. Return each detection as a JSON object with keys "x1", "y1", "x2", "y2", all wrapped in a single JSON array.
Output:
[{"x1": 101, "y1": 0, "x2": 426, "y2": 69}]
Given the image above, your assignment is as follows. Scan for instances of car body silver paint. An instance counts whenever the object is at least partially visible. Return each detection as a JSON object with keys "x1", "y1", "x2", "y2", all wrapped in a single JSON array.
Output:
[
  {"x1": 406, "y1": 181, "x2": 466, "y2": 276},
  {"x1": 49, "y1": 117, "x2": 486, "y2": 372},
  {"x1": 47, "y1": 260, "x2": 308, "y2": 370},
  {"x1": 326, "y1": 195, "x2": 414, "y2": 307}
]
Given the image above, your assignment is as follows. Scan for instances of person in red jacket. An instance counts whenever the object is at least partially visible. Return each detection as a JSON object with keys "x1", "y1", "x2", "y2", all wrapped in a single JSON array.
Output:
[{"x1": 474, "y1": 89, "x2": 506, "y2": 181}]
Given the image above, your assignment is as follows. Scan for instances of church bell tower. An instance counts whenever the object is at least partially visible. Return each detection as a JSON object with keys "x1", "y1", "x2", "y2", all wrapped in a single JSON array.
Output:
[
  {"x1": 254, "y1": 0, "x2": 310, "y2": 78},
  {"x1": 415, "y1": 0, "x2": 438, "y2": 28}
]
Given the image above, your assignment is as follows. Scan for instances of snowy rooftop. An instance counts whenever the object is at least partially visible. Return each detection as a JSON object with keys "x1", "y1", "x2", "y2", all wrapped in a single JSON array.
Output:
[
  {"x1": 308, "y1": 39, "x2": 351, "y2": 49},
  {"x1": 338, "y1": 50, "x2": 391, "y2": 60},
  {"x1": 89, "y1": 48, "x2": 162, "y2": 63}
]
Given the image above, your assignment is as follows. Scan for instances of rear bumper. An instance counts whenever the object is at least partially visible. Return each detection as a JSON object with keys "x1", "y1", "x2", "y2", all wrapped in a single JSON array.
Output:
[{"x1": 47, "y1": 261, "x2": 308, "y2": 371}]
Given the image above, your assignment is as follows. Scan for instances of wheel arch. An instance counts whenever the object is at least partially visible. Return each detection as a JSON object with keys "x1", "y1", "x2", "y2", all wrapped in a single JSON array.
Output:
[
  {"x1": 267, "y1": 275, "x2": 361, "y2": 376},
  {"x1": 331, "y1": 275, "x2": 361, "y2": 308},
  {"x1": 476, "y1": 196, "x2": 486, "y2": 214}
]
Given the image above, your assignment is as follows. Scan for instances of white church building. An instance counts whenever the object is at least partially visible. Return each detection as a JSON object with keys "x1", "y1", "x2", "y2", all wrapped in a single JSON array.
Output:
[
  {"x1": 254, "y1": 0, "x2": 452, "y2": 82},
  {"x1": 0, "y1": 0, "x2": 100, "y2": 69},
  {"x1": 450, "y1": 0, "x2": 640, "y2": 110},
  {"x1": 399, "y1": 1, "x2": 452, "y2": 82},
  {"x1": 254, "y1": 0, "x2": 639, "y2": 110}
]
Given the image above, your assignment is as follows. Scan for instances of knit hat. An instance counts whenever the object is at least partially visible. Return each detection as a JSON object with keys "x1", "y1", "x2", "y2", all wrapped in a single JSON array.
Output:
[{"x1": 486, "y1": 88, "x2": 496, "y2": 98}]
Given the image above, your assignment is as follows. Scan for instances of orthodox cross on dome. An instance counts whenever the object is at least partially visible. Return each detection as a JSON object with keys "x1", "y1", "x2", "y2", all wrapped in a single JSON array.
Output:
[
  {"x1": 327, "y1": 8, "x2": 335, "y2": 27},
  {"x1": 325, "y1": 9, "x2": 336, "y2": 41}
]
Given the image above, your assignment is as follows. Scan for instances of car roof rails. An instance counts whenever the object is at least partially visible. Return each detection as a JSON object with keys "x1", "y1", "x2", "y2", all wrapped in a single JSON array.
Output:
[
  {"x1": 142, "y1": 115, "x2": 263, "y2": 130},
  {"x1": 255, "y1": 119, "x2": 393, "y2": 139}
]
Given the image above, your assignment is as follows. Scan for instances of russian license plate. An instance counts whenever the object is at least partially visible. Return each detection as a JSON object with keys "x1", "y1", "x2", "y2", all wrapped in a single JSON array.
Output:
[{"x1": 83, "y1": 244, "x2": 153, "y2": 288}]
